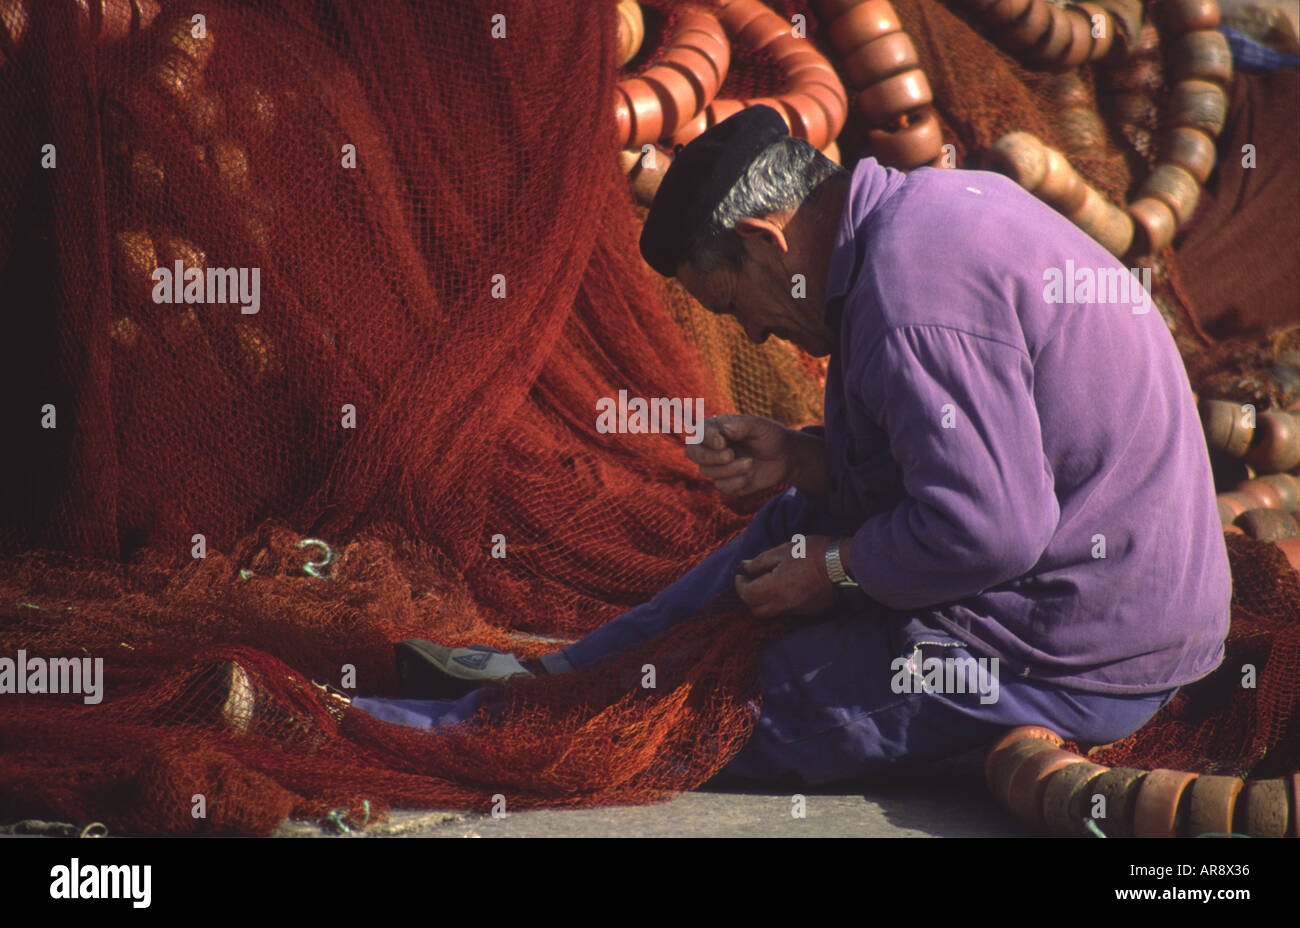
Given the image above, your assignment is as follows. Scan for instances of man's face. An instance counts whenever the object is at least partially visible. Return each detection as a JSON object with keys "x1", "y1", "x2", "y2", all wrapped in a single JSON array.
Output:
[{"x1": 675, "y1": 215, "x2": 835, "y2": 357}]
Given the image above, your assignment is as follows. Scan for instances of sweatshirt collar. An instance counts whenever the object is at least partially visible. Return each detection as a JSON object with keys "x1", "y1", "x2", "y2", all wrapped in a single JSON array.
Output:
[{"x1": 823, "y1": 157, "x2": 908, "y2": 327}]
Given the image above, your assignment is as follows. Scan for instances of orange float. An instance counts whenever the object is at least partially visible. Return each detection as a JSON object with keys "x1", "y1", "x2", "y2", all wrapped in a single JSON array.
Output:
[
  {"x1": 985, "y1": 0, "x2": 1035, "y2": 26},
  {"x1": 1187, "y1": 774, "x2": 1245, "y2": 835},
  {"x1": 986, "y1": 131, "x2": 1049, "y2": 189},
  {"x1": 1234, "y1": 509, "x2": 1300, "y2": 542},
  {"x1": 1245, "y1": 411, "x2": 1300, "y2": 473},
  {"x1": 1055, "y1": 8, "x2": 1096, "y2": 69},
  {"x1": 841, "y1": 32, "x2": 919, "y2": 86},
  {"x1": 1072, "y1": 3, "x2": 1116, "y2": 58},
  {"x1": 1277, "y1": 538, "x2": 1300, "y2": 572},
  {"x1": 1165, "y1": 0, "x2": 1221, "y2": 33},
  {"x1": 618, "y1": 80, "x2": 665, "y2": 148},
  {"x1": 984, "y1": 726, "x2": 1064, "y2": 793},
  {"x1": 811, "y1": 0, "x2": 944, "y2": 169},
  {"x1": 1032, "y1": 4, "x2": 1075, "y2": 64},
  {"x1": 1241, "y1": 779, "x2": 1291, "y2": 838},
  {"x1": 1138, "y1": 163, "x2": 1202, "y2": 226},
  {"x1": 1216, "y1": 493, "x2": 1252, "y2": 525},
  {"x1": 664, "y1": 0, "x2": 847, "y2": 150},
  {"x1": 1162, "y1": 127, "x2": 1218, "y2": 184},
  {"x1": 1172, "y1": 29, "x2": 1234, "y2": 85},
  {"x1": 735, "y1": 10, "x2": 791, "y2": 55},
  {"x1": 956, "y1": 0, "x2": 1233, "y2": 263},
  {"x1": 1168, "y1": 79, "x2": 1229, "y2": 137},
  {"x1": 1087, "y1": 200, "x2": 1136, "y2": 256},
  {"x1": 1128, "y1": 196, "x2": 1178, "y2": 254},
  {"x1": 867, "y1": 110, "x2": 944, "y2": 169},
  {"x1": 827, "y1": 0, "x2": 903, "y2": 53},
  {"x1": 1237, "y1": 475, "x2": 1299, "y2": 510},
  {"x1": 855, "y1": 68, "x2": 932, "y2": 124},
  {"x1": 989, "y1": 739, "x2": 1063, "y2": 809},
  {"x1": 658, "y1": 44, "x2": 726, "y2": 106},
  {"x1": 1133, "y1": 769, "x2": 1198, "y2": 837},
  {"x1": 1036, "y1": 146, "x2": 1089, "y2": 215},
  {"x1": 1087, "y1": 767, "x2": 1148, "y2": 836},
  {"x1": 616, "y1": 5, "x2": 731, "y2": 148},
  {"x1": 1200, "y1": 398, "x2": 1256, "y2": 458},
  {"x1": 1295, "y1": 774, "x2": 1300, "y2": 837},
  {"x1": 1004, "y1": 0, "x2": 1055, "y2": 51},
  {"x1": 1007, "y1": 748, "x2": 1092, "y2": 828},
  {"x1": 716, "y1": 0, "x2": 768, "y2": 36},
  {"x1": 1042, "y1": 761, "x2": 1109, "y2": 835},
  {"x1": 616, "y1": 0, "x2": 644, "y2": 66}
]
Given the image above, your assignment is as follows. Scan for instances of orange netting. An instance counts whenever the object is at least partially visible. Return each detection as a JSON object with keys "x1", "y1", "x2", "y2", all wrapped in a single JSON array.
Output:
[{"x1": 0, "y1": 0, "x2": 1295, "y2": 834}]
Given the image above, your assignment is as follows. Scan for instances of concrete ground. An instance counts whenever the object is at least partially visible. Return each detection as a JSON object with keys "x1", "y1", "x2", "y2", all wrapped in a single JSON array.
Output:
[{"x1": 272, "y1": 749, "x2": 1028, "y2": 837}]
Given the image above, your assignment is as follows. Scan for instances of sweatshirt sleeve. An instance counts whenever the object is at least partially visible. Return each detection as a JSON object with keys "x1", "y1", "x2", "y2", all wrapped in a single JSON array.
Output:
[{"x1": 844, "y1": 324, "x2": 1060, "y2": 609}]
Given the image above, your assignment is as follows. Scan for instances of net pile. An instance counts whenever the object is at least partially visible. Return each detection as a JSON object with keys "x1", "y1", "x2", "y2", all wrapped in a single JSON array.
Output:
[
  {"x1": 0, "y1": 0, "x2": 1295, "y2": 834},
  {"x1": 1088, "y1": 533, "x2": 1300, "y2": 777}
]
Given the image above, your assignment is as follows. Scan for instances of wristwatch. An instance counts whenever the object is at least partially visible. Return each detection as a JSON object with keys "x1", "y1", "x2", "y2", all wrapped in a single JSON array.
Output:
[{"x1": 824, "y1": 540, "x2": 860, "y2": 589}]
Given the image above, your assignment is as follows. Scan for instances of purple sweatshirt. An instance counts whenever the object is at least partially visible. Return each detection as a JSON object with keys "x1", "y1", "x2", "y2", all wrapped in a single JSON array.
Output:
[{"x1": 819, "y1": 158, "x2": 1230, "y2": 694}]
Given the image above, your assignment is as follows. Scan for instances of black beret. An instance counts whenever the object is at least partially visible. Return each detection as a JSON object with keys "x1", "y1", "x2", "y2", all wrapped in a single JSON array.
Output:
[{"x1": 639, "y1": 104, "x2": 790, "y2": 277}]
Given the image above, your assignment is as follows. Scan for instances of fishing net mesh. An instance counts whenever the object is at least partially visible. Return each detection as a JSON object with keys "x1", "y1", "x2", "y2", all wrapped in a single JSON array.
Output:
[{"x1": 0, "y1": 0, "x2": 1295, "y2": 834}]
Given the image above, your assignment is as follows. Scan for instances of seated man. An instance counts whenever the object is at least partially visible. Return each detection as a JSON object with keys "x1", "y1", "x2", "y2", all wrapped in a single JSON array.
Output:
[{"x1": 346, "y1": 107, "x2": 1231, "y2": 785}]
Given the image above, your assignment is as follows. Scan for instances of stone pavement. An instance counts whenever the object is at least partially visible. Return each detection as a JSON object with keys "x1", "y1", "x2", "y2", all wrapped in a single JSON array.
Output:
[{"x1": 272, "y1": 749, "x2": 1029, "y2": 837}]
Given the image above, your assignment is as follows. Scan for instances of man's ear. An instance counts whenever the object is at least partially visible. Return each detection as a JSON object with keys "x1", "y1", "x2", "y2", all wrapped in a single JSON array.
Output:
[{"x1": 734, "y1": 216, "x2": 789, "y2": 254}]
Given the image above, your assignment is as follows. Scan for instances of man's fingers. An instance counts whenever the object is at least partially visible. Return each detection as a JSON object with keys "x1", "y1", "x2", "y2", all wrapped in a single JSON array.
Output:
[
  {"x1": 713, "y1": 474, "x2": 753, "y2": 495},
  {"x1": 736, "y1": 543, "x2": 835, "y2": 620},
  {"x1": 714, "y1": 414, "x2": 756, "y2": 442},
  {"x1": 735, "y1": 574, "x2": 779, "y2": 618},
  {"x1": 702, "y1": 418, "x2": 731, "y2": 451},
  {"x1": 692, "y1": 414, "x2": 785, "y2": 491},
  {"x1": 686, "y1": 443, "x2": 736, "y2": 467},
  {"x1": 739, "y1": 545, "x2": 784, "y2": 575},
  {"x1": 734, "y1": 572, "x2": 764, "y2": 604},
  {"x1": 699, "y1": 457, "x2": 753, "y2": 480}
]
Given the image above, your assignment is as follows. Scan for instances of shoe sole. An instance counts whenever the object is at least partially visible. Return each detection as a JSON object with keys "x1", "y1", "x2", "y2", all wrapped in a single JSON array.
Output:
[{"x1": 394, "y1": 640, "x2": 486, "y2": 700}]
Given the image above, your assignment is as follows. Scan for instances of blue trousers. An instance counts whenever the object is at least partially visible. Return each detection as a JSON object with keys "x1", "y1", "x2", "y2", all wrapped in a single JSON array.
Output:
[{"x1": 353, "y1": 489, "x2": 1176, "y2": 785}]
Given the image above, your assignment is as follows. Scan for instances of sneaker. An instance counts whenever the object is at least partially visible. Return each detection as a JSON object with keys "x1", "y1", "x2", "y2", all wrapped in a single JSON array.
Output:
[{"x1": 394, "y1": 640, "x2": 533, "y2": 699}]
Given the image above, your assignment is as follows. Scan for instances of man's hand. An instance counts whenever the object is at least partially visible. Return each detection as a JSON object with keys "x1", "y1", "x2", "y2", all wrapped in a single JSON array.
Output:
[
  {"x1": 734, "y1": 535, "x2": 841, "y2": 619},
  {"x1": 686, "y1": 414, "x2": 828, "y2": 497}
]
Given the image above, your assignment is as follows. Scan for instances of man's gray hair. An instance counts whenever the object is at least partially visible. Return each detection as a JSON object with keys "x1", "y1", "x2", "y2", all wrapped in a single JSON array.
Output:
[{"x1": 687, "y1": 135, "x2": 847, "y2": 275}]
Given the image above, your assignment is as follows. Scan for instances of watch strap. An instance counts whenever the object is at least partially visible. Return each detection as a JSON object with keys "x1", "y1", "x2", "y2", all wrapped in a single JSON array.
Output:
[{"x1": 825, "y1": 540, "x2": 860, "y2": 588}]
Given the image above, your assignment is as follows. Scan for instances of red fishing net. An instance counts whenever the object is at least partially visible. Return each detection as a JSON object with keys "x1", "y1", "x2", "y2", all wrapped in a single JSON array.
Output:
[
  {"x1": 0, "y1": 0, "x2": 1295, "y2": 834},
  {"x1": 1088, "y1": 533, "x2": 1300, "y2": 778}
]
